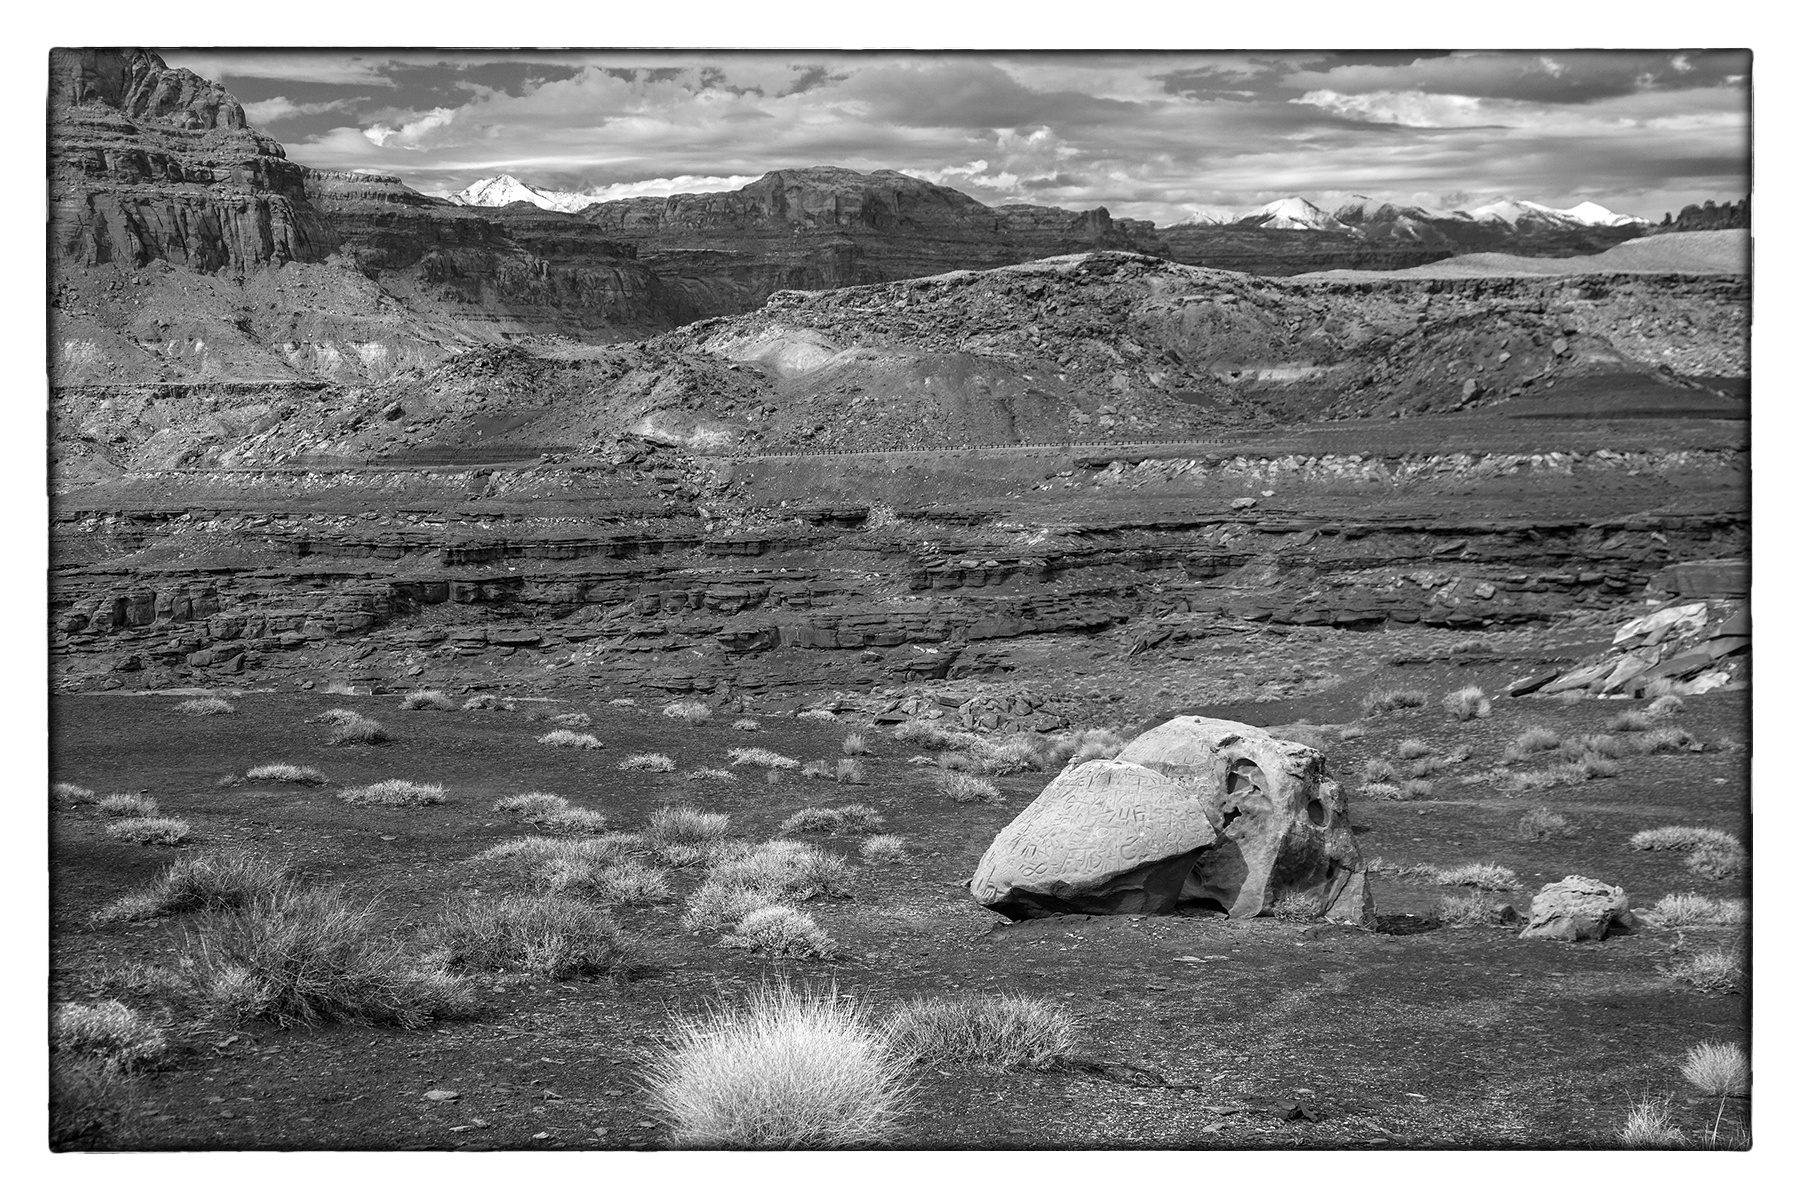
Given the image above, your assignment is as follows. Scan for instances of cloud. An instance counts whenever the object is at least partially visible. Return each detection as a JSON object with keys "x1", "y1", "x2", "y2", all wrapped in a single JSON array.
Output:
[
  {"x1": 363, "y1": 107, "x2": 458, "y2": 150},
  {"x1": 242, "y1": 96, "x2": 366, "y2": 125}
]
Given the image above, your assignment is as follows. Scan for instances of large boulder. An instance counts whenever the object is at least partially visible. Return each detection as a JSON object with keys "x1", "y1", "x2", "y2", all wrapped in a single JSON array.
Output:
[
  {"x1": 969, "y1": 760, "x2": 1218, "y2": 920},
  {"x1": 970, "y1": 716, "x2": 1372, "y2": 925},
  {"x1": 1520, "y1": 875, "x2": 1633, "y2": 941}
]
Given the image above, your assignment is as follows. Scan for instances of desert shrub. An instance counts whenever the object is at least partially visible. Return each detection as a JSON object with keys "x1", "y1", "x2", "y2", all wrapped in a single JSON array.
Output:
[
  {"x1": 723, "y1": 905, "x2": 836, "y2": 959},
  {"x1": 50, "y1": 1054, "x2": 147, "y2": 1150},
  {"x1": 97, "y1": 793, "x2": 159, "y2": 818},
  {"x1": 797, "y1": 709, "x2": 839, "y2": 723},
  {"x1": 649, "y1": 805, "x2": 730, "y2": 846},
  {"x1": 1645, "y1": 694, "x2": 1686, "y2": 718},
  {"x1": 662, "y1": 701, "x2": 713, "y2": 725},
  {"x1": 1361, "y1": 689, "x2": 1427, "y2": 717},
  {"x1": 538, "y1": 729, "x2": 603, "y2": 750},
  {"x1": 1510, "y1": 726, "x2": 1563, "y2": 755},
  {"x1": 731, "y1": 718, "x2": 762, "y2": 731},
  {"x1": 1394, "y1": 739, "x2": 1431, "y2": 761},
  {"x1": 1609, "y1": 710, "x2": 1655, "y2": 733},
  {"x1": 1516, "y1": 808, "x2": 1575, "y2": 841},
  {"x1": 1442, "y1": 685, "x2": 1491, "y2": 722},
  {"x1": 462, "y1": 694, "x2": 514, "y2": 712},
  {"x1": 860, "y1": 834, "x2": 906, "y2": 862},
  {"x1": 177, "y1": 697, "x2": 236, "y2": 716},
  {"x1": 1619, "y1": 1096, "x2": 1685, "y2": 1147},
  {"x1": 833, "y1": 758, "x2": 867, "y2": 785},
  {"x1": 1359, "y1": 783, "x2": 1402, "y2": 801},
  {"x1": 1397, "y1": 779, "x2": 1435, "y2": 800},
  {"x1": 1662, "y1": 948, "x2": 1742, "y2": 993},
  {"x1": 326, "y1": 716, "x2": 389, "y2": 745},
  {"x1": 934, "y1": 750, "x2": 987, "y2": 775},
  {"x1": 53, "y1": 783, "x2": 96, "y2": 804},
  {"x1": 686, "y1": 767, "x2": 737, "y2": 783},
  {"x1": 106, "y1": 817, "x2": 189, "y2": 846},
  {"x1": 338, "y1": 779, "x2": 445, "y2": 807},
  {"x1": 705, "y1": 839, "x2": 853, "y2": 905},
  {"x1": 1680, "y1": 1042, "x2": 1749, "y2": 1096},
  {"x1": 1574, "y1": 751, "x2": 1622, "y2": 780},
  {"x1": 1629, "y1": 826, "x2": 1741, "y2": 854},
  {"x1": 183, "y1": 885, "x2": 476, "y2": 1028},
  {"x1": 831, "y1": 803, "x2": 883, "y2": 833},
  {"x1": 620, "y1": 752, "x2": 677, "y2": 773},
  {"x1": 399, "y1": 689, "x2": 455, "y2": 711},
  {"x1": 841, "y1": 732, "x2": 869, "y2": 757},
  {"x1": 1646, "y1": 894, "x2": 1747, "y2": 927},
  {"x1": 883, "y1": 994, "x2": 1078, "y2": 1071},
  {"x1": 1684, "y1": 842, "x2": 1747, "y2": 881},
  {"x1": 309, "y1": 708, "x2": 362, "y2": 725},
  {"x1": 730, "y1": 747, "x2": 799, "y2": 770},
  {"x1": 244, "y1": 763, "x2": 327, "y2": 786},
  {"x1": 1434, "y1": 863, "x2": 1519, "y2": 891},
  {"x1": 1335, "y1": 724, "x2": 1369, "y2": 740},
  {"x1": 588, "y1": 860, "x2": 674, "y2": 908},
  {"x1": 681, "y1": 881, "x2": 782, "y2": 931},
  {"x1": 1435, "y1": 894, "x2": 1512, "y2": 927},
  {"x1": 1564, "y1": 733, "x2": 1625, "y2": 759},
  {"x1": 471, "y1": 834, "x2": 640, "y2": 879},
  {"x1": 430, "y1": 893, "x2": 631, "y2": 980},
  {"x1": 539, "y1": 807, "x2": 612, "y2": 835},
  {"x1": 801, "y1": 760, "x2": 833, "y2": 780},
  {"x1": 933, "y1": 771, "x2": 1001, "y2": 804},
  {"x1": 1360, "y1": 758, "x2": 1395, "y2": 783},
  {"x1": 1269, "y1": 892, "x2": 1329, "y2": 922},
  {"x1": 780, "y1": 807, "x2": 843, "y2": 834},
  {"x1": 492, "y1": 791, "x2": 571, "y2": 820},
  {"x1": 1635, "y1": 726, "x2": 1700, "y2": 754},
  {"x1": 1506, "y1": 763, "x2": 1588, "y2": 790},
  {"x1": 1065, "y1": 728, "x2": 1125, "y2": 765},
  {"x1": 890, "y1": 719, "x2": 974, "y2": 750},
  {"x1": 549, "y1": 711, "x2": 590, "y2": 726},
  {"x1": 51, "y1": 1000, "x2": 169, "y2": 1072},
  {"x1": 94, "y1": 849, "x2": 289, "y2": 925},
  {"x1": 643, "y1": 981, "x2": 910, "y2": 1148}
]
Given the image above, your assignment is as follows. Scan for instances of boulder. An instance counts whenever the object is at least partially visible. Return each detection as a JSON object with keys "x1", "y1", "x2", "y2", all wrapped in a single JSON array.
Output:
[
  {"x1": 970, "y1": 716, "x2": 1373, "y2": 926},
  {"x1": 1520, "y1": 875, "x2": 1632, "y2": 941},
  {"x1": 970, "y1": 760, "x2": 1217, "y2": 920}
]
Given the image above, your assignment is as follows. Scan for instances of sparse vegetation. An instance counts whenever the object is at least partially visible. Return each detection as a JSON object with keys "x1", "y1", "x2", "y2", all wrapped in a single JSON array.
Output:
[
  {"x1": 619, "y1": 752, "x2": 677, "y2": 772},
  {"x1": 1435, "y1": 894, "x2": 1512, "y2": 927},
  {"x1": 730, "y1": 747, "x2": 799, "y2": 770},
  {"x1": 1645, "y1": 894, "x2": 1746, "y2": 927},
  {"x1": 429, "y1": 893, "x2": 631, "y2": 979},
  {"x1": 697, "y1": 840, "x2": 854, "y2": 913},
  {"x1": 106, "y1": 817, "x2": 190, "y2": 845},
  {"x1": 801, "y1": 759, "x2": 833, "y2": 779},
  {"x1": 50, "y1": 1054, "x2": 147, "y2": 1150},
  {"x1": 176, "y1": 696, "x2": 236, "y2": 716},
  {"x1": 779, "y1": 804, "x2": 884, "y2": 836},
  {"x1": 648, "y1": 805, "x2": 731, "y2": 845},
  {"x1": 97, "y1": 793, "x2": 159, "y2": 818},
  {"x1": 1269, "y1": 892, "x2": 1329, "y2": 922},
  {"x1": 1645, "y1": 694, "x2": 1686, "y2": 718},
  {"x1": 338, "y1": 779, "x2": 446, "y2": 807},
  {"x1": 662, "y1": 701, "x2": 713, "y2": 725},
  {"x1": 1663, "y1": 947, "x2": 1742, "y2": 993},
  {"x1": 797, "y1": 709, "x2": 839, "y2": 722},
  {"x1": 462, "y1": 694, "x2": 514, "y2": 711},
  {"x1": 51, "y1": 1000, "x2": 169, "y2": 1072},
  {"x1": 1449, "y1": 639, "x2": 1495, "y2": 656},
  {"x1": 731, "y1": 718, "x2": 762, "y2": 731},
  {"x1": 1619, "y1": 1096, "x2": 1685, "y2": 1147},
  {"x1": 883, "y1": 994, "x2": 1078, "y2": 1071},
  {"x1": 1362, "y1": 689, "x2": 1427, "y2": 717},
  {"x1": 244, "y1": 763, "x2": 327, "y2": 785},
  {"x1": 1360, "y1": 783, "x2": 1402, "y2": 801},
  {"x1": 1629, "y1": 826, "x2": 1741, "y2": 854},
  {"x1": 1634, "y1": 726, "x2": 1701, "y2": 754},
  {"x1": 538, "y1": 729, "x2": 602, "y2": 750},
  {"x1": 1684, "y1": 842, "x2": 1747, "y2": 881},
  {"x1": 934, "y1": 770, "x2": 1001, "y2": 804},
  {"x1": 642, "y1": 981, "x2": 910, "y2": 1148},
  {"x1": 685, "y1": 768, "x2": 736, "y2": 783},
  {"x1": 326, "y1": 716, "x2": 390, "y2": 745},
  {"x1": 841, "y1": 732, "x2": 868, "y2": 756},
  {"x1": 1680, "y1": 1042, "x2": 1749, "y2": 1096},
  {"x1": 492, "y1": 791, "x2": 571, "y2": 821},
  {"x1": 1508, "y1": 726, "x2": 1563, "y2": 756},
  {"x1": 860, "y1": 834, "x2": 906, "y2": 862},
  {"x1": 1442, "y1": 685, "x2": 1491, "y2": 722},
  {"x1": 681, "y1": 881, "x2": 782, "y2": 931},
  {"x1": 1064, "y1": 728, "x2": 1125, "y2": 765},
  {"x1": 1516, "y1": 808, "x2": 1575, "y2": 841},
  {"x1": 399, "y1": 689, "x2": 455, "y2": 711},
  {"x1": 53, "y1": 782, "x2": 96, "y2": 805},
  {"x1": 607, "y1": 698, "x2": 638, "y2": 708},
  {"x1": 1394, "y1": 739, "x2": 1431, "y2": 761},
  {"x1": 1397, "y1": 779, "x2": 1435, "y2": 799},
  {"x1": 890, "y1": 718, "x2": 983, "y2": 750},
  {"x1": 1434, "y1": 863, "x2": 1519, "y2": 891},
  {"x1": 1608, "y1": 710, "x2": 1654, "y2": 732},
  {"x1": 539, "y1": 807, "x2": 611, "y2": 835},
  {"x1": 722, "y1": 905, "x2": 836, "y2": 959},
  {"x1": 94, "y1": 849, "x2": 289, "y2": 925},
  {"x1": 1360, "y1": 758, "x2": 1395, "y2": 783},
  {"x1": 834, "y1": 757, "x2": 867, "y2": 784}
]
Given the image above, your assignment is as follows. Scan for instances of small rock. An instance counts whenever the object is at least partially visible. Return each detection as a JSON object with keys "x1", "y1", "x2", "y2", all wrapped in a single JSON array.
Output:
[
  {"x1": 1230, "y1": 497, "x2": 1257, "y2": 510},
  {"x1": 422, "y1": 1089, "x2": 461, "y2": 1102},
  {"x1": 531, "y1": 1131, "x2": 551, "y2": 1141}
]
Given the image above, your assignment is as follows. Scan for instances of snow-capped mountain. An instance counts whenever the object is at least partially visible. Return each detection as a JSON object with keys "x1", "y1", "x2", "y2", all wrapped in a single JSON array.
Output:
[
  {"x1": 1464, "y1": 198, "x2": 1645, "y2": 229},
  {"x1": 1230, "y1": 196, "x2": 1352, "y2": 232},
  {"x1": 448, "y1": 174, "x2": 599, "y2": 213}
]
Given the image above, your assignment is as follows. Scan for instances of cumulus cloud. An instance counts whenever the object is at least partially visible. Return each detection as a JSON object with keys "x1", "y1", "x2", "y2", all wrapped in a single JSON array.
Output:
[{"x1": 242, "y1": 96, "x2": 366, "y2": 125}]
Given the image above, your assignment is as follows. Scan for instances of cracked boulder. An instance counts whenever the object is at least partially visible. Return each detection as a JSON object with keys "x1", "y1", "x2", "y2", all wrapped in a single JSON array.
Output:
[
  {"x1": 971, "y1": 715, "x2": 1373, "y2": 925},
  {"x1": 1520, "y1": 875, "x2": 1633, "y2": 941}
]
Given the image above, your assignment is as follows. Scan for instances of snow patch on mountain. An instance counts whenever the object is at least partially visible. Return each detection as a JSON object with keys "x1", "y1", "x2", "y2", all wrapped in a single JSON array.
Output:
[{"x1": 449, "y1": 175, "x2": 599, "y2": 213}]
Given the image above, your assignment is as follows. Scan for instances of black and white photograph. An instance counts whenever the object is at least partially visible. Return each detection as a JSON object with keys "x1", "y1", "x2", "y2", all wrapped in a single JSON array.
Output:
[{"x1": 33, "y1": 20, "x2": 1770, "y2": 1163}]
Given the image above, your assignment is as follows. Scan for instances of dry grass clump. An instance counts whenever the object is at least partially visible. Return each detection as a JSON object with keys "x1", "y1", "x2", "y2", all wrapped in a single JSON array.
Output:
[
  {"x1": 682, "y1": 881, "x2": 782, "y2": 931},
  {"x1": 1634, "y1": 726, "x2": 1701, "y2": 754},
  {"x1": 840, "y1": 732, "x2": 869, "y2": 757},
  {"x1": 797, "y1": 709, "x2": 839, "y2": 723},
  {"x1": 683, "y1": 840, "x2": 854, "y2": 928},
  {"x1": 1629, "y1": 826, "x2": 1741, "y2": 854},
  {"x1": 52, "y1": 1001, "x2": 169, "y2": 1072},
  {"x1": 1360, "y1": 758, "x2": 1395, "y2": 783},
  {"x1": 779, "y1": 804, "x2": 884, "y2": 836},
  {"x1": 1359, "y1": 783, "x2": 1402, "y2": 801},
  {"x1": 462, "y1": 694, "x2": 515, "y2": 711},
  {"x1": 1434, "y1": 863, "x2": 1519, "y2": 891},
  {"x1": 492, "y1": 791, "x2": 571, "y2": 821},
  {"x1": 883, "y1": 994, "x2": 1078, "y2": 1071},
  {"x1": 53, "y1": 782, "x2": 96, "y2": 805},
  {"x1": 801, "y1": 759, "x2": 833, "y2": 780},
  {"x1": 429, "y1": 893, "x2": 631, "y2": 980},
  {"x1": 889, "y1": 718, "x2": 983, "y2": 751},
  {"x1": 1435, "y1": 894, "x2": 1514, "y2": 927},
  {"x1": 1684, "y1": 842, "x2": 1747, "y2": 881},
  {"x1": 176, "y1": 696, "x2": 236, "y2": 716},
  {"x1": 607, "y1": 697, "x2": 638, "y2": 708},
  {"x1": 686, "y1": 767, "x2": 736, "y2": 783},
  {"x1": 620, "y1": 752, "x2": 677, "y2": 773},
  {"x1": 642, "y1": 982, "x2": 910, "y2": 1148},
  {"x1": 1397, "y1": 779, "x2": 1435, "y2": 800},
  {"x1": 538, "y1": 729, "x2": 603, "y2": 750},
  {"x1": 1645, "y1": 693, "x2": 1685, "y2": 716},
  {"x1": 1442, "y1": 685, "x2": 1492, "y2": 722},
  {"x1": 1394, "y1": 739, "x2": 1431, "y2": 761},
  {"x1": 730, "y1": 747, "x2": 800, "y2": 770},
  {"x1": 338, "y1": 779, "x2": 445, "y2": 807},
  {"x1": 183, "y1": 885, "x2": 476, "y2": 1028},
  {"x1": 50, "y1": 1054, "x2": 149, "y2": 1150},
  {"x1": 308, "y1": 707, "x2": 362, "y2": 725},
  {"x1": 471, "y1": 833, "x2": 642, "y2": 876},
  {"x1": 1645, "y1": 894, "x2": 1747, "y2": 927},
  {"x1": 1506, "y1": 763, "x2": 1588, "y2": 790},
  {"x1": 585, "y1": 860, "x2": 674, "y2": 908},
  {"x1": 833, "y1": 757, "x2": 867, "y2": 784},
  {"x1": 98, "y1": 793, "x2": 159, "y2": 818},
  {"x1": 933, "y1": 770, "x2": 1002, "y2": 804},
  {"x1": 1662, "y1": 947, "x2": 1742, "y2": 993},
  {"x1": 662, "y1": 701, "x2": 713, "y2": 725},
  {"x1": 1450, "y1": 639, "x2": 1495, "y2": 656},
  {"x1": 860, "y1": 834, "x2": 906, "y2": 862},
  {"x1": 1608, "y1": 709, "x2": 1655, "y2": 732},
  {"x1": 1361, "y1": 689, "x2": 1427, "y2": 717},
  {"x1": 244, "y1": 763, "x2": 327, "y2": 786},
  {"x1": 548, "y1": 711, "x2": 590, "y2": 727},
  {"x1": 399, "y1": 689, "x2": 456, "y2": 711},
  {"x1": 1063, "y1": 728, "x2": 1125, "y2": 765},
  {"x1": 94, "y1": 849, "x2": 289, "y2": 925},
  {"x1": 1506, "y1": 726, "x2": 1563, "y2": 757},
  {"x1": 326, "y1": 716, "x2": 390, "y2": 745},
  {"x1": 649, "y1": 805, "x2": 731, "y2": 846},
  {"x1": 1680, "y1": 1042, "x2": 1749, "y2": 1097},
  {"x1": 1619, "y1": 1096, "x2": 1685, "y2": 1147},
  {"x1": 539, "y1": 807, "x2": 611, "y2": 835},
  {"x1": 731, "y1": 718, "x2": 762, "y2": 731},
  {"x1": 1269, "y1": 892, "x2": 1329, "y2": 922},
  {"x1": 722, "y1": 905, "x2": 836, "y2": 959},
  {"x1": 1516, "y1": 808, "x2": 1575, "y2": 841},
  {"x1": 106, "y1": 817, "x2": 190, "y2": 846}
]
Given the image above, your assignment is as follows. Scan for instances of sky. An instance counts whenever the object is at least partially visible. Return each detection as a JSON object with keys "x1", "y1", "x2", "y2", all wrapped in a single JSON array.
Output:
[{"x1": 160, "y1": 49, "x2": 1752, "y2": 225}]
